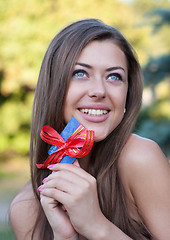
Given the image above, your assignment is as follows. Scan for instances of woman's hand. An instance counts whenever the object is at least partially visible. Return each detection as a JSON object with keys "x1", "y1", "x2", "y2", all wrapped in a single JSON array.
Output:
[
  {"x1": 39, "y1": 188, "x2": 78, "y2": 240},
  {"x1": 38, "y1": 160, "x2": 80, "y2": 240},
  {"x1": 38, "y1": 160, "x2": 106, "y2": 239}
]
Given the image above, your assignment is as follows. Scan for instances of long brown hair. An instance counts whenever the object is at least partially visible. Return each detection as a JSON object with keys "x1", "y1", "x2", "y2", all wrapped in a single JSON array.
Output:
[{"x1": 30, "y1": 19, "x2": 150, "y2": 239}]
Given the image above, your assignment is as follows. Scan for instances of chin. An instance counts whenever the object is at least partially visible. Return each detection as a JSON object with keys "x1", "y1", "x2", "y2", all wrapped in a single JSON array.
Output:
[{"x1": 94, "y1": 133, "x2": 108, "y2": 142}]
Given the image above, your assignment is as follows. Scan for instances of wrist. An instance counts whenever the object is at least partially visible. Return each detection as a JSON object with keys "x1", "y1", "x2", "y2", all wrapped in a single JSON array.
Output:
[
  {"x1": 85, "y1": 215, "x2": 109, "y2": 240},
  {"x1": 53, "y1": 233, "x2": 78, "y2": 240},
  {"x1": 87, "y1": 216, "x2": 132, "y2": 240},
  {"x1": 54, "y1": 236, "x2": 78, "y2": 240},
  {"x1": 94, "y1": 219, "x2": 111, "y2": 240}
]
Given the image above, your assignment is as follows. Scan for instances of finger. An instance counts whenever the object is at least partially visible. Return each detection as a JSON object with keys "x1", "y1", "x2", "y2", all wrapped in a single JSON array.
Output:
[
  {"x1": 42, "y1": 167, "x2": 89, "y2": 185},
  {"x1": 41, "y1": 167, "x2": 96, "y2": 195},
  {"x1": 42, "y1": 169, "x2": 90, "y2": 194},
  {"x1": 41, "y1": 175, "x2": 76, "y2": 194},
  {"x1": 73, "y1": 159, "x2": 80, "y2": 167},
  {"x1": 40, "y1": 194, "x2": 75, "y2": 236},
  {"x1": 47, "y1": 162, "x2": 93, "y2": 181},
  {"x1": 40, "y1": 187, "x2": 71, "y2": 207},
  {"x1": 40, "y1": 192, "x2": 59, "y2": 209}
]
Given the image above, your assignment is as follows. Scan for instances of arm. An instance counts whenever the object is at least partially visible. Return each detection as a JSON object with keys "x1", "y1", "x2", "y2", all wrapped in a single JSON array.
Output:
[
  {"x1": 119, "y1": 135, "x2": 170, "y2": 240},
  {"x1": 9, "y1": 184, "x2": 39, "y2": 240}
]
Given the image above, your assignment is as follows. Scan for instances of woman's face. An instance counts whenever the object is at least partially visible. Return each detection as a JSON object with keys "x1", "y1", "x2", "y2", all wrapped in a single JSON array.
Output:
[{"x1": 64, "y1": 40, "x2": 128, "y2": 142}]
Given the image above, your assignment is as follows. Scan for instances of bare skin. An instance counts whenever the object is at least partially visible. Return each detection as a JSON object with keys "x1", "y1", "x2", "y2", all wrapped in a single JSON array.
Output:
[{"x1": 9, "y1": 134, "x2": 170, "y2": 240}]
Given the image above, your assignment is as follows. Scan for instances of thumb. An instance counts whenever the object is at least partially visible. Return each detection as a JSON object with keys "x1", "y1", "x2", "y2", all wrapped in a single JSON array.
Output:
[{"x1": 73, "y1": 159, "x2": 80, "y2": 168}]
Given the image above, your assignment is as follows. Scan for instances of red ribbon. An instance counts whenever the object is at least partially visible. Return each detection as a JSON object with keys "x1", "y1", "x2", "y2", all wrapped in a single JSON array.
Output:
[{"x1": 36, "y1": 124, "x2": 94, "y2": 169}]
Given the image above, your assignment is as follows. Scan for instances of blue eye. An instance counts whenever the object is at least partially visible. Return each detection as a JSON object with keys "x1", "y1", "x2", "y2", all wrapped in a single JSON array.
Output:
[
  {"x1": 72, "y1": 70, "x2": 87, "y2": 78},
  {"x1": 107, "y1": 73, "x2": 122, "y2": 81}
]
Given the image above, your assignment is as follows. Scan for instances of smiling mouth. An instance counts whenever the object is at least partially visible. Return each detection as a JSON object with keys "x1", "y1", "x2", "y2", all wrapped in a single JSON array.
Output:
[{"x1": 79, "y1": 109, "x2": 109, "y2": 116}]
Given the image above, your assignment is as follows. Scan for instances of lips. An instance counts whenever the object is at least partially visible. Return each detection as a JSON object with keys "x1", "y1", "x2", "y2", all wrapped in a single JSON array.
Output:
[
  {"x1": 79, "y1": 108, "x2": 109, "y2": 116},
  {"x1": 78, "y1": 106, "x2": 110, "y2": 123}
]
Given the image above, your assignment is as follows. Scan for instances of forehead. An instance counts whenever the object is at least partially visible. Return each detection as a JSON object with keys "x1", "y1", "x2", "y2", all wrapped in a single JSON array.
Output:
[{"x1": 76, "y1": 40, "x2": 127, "y2": 71}]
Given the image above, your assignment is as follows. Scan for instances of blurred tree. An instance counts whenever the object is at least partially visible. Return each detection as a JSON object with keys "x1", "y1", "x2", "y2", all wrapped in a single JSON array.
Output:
[
  {"x1": 132, "y1": 0, "x2": 170, "y2": 12},
  {"x1": 149, "y1": 8, "x2": 170, "y2": 30},
  {"x1": 143, "y1": 8, "x2": 170, "y2": 87},
  {"x1": 136, "y1": 7, "x2": 170, "y2": 157}
]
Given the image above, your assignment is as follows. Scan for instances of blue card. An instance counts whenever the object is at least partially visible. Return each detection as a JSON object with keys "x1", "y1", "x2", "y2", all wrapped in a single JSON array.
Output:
[{"x1": 48, "y1": 117, "x2": 81, "y2": 164}]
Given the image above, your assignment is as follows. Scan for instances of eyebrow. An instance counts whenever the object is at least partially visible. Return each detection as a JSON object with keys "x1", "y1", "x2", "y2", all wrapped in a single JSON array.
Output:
[{"x1": 75, "y1": 62, "x2": 126, "y2": 72}]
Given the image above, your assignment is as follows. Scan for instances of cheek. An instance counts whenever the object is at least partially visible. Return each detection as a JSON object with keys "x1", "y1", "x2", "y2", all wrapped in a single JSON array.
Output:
[{"x1": 110, "y1": 88, "x2": 127, "y2": 108}]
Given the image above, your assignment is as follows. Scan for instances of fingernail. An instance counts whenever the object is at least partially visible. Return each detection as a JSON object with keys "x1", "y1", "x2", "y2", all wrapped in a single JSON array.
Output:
[
  {"x1": 42, "y1": 177, "x2": 47, "y2": 183},
  {"x1": 37, "y1": 185, "x2": 43, "y2": 192},
  {"x1": 47, "y1": 164, "x2": 55, "y2": 169}
]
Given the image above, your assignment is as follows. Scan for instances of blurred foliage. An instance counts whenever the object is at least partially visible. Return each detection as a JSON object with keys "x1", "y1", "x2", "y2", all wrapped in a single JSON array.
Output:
[
  {"x1": 0, "y1": 227, "x2": 16, "y2": 240},
  {"x1": 136, "y1": 7, "x2": 170, "y2": 157},
  {"x1": 0, "y1": 0, "x2": 170, "y2": 163}
]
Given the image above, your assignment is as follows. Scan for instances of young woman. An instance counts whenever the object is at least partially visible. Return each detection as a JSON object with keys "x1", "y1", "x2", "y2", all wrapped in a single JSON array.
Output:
[{"x1": 9, "y1": 19, "x2": 170, "y2": 240}]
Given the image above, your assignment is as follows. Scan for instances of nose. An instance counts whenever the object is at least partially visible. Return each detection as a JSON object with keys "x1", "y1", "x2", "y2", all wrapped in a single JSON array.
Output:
[{"x1": 88, "y1": 77, "x2": 106, "y2": 99}]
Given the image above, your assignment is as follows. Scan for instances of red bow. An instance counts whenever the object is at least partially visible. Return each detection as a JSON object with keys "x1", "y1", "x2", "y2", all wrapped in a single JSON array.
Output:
[{"x1": 36, "y1": 124, "x2": 94, "y2": 169}]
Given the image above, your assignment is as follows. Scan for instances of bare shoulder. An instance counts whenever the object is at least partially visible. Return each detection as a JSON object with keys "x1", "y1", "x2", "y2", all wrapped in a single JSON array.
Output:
[
  {"x1": 119, "y1": 133, "x2": 169, "y2": 176},
  {"x1": 9, "y1": 183, "x2": 40, "y2": 240},
  {"x1": 119, "y1": 134, "x2": 170, "y2": 239},
  {"x1": 118, "y1": 133, "x2": 170, "y2": 207}
]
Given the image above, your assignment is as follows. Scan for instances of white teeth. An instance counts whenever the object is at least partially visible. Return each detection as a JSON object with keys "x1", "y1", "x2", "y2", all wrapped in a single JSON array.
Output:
[{"x1": 80, "y1": 109, "x2": 108, "y2": 116}]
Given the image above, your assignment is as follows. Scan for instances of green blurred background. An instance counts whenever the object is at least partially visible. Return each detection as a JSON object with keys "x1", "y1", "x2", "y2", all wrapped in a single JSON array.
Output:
[{"x1": 0, "y1": 0, "x2": 170, "y2": 239}]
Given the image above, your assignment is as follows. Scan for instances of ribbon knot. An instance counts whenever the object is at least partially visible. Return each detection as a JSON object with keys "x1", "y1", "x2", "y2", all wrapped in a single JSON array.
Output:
[{"x1": 36, "y1": 119, "x2": 94, "y2": 169}]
